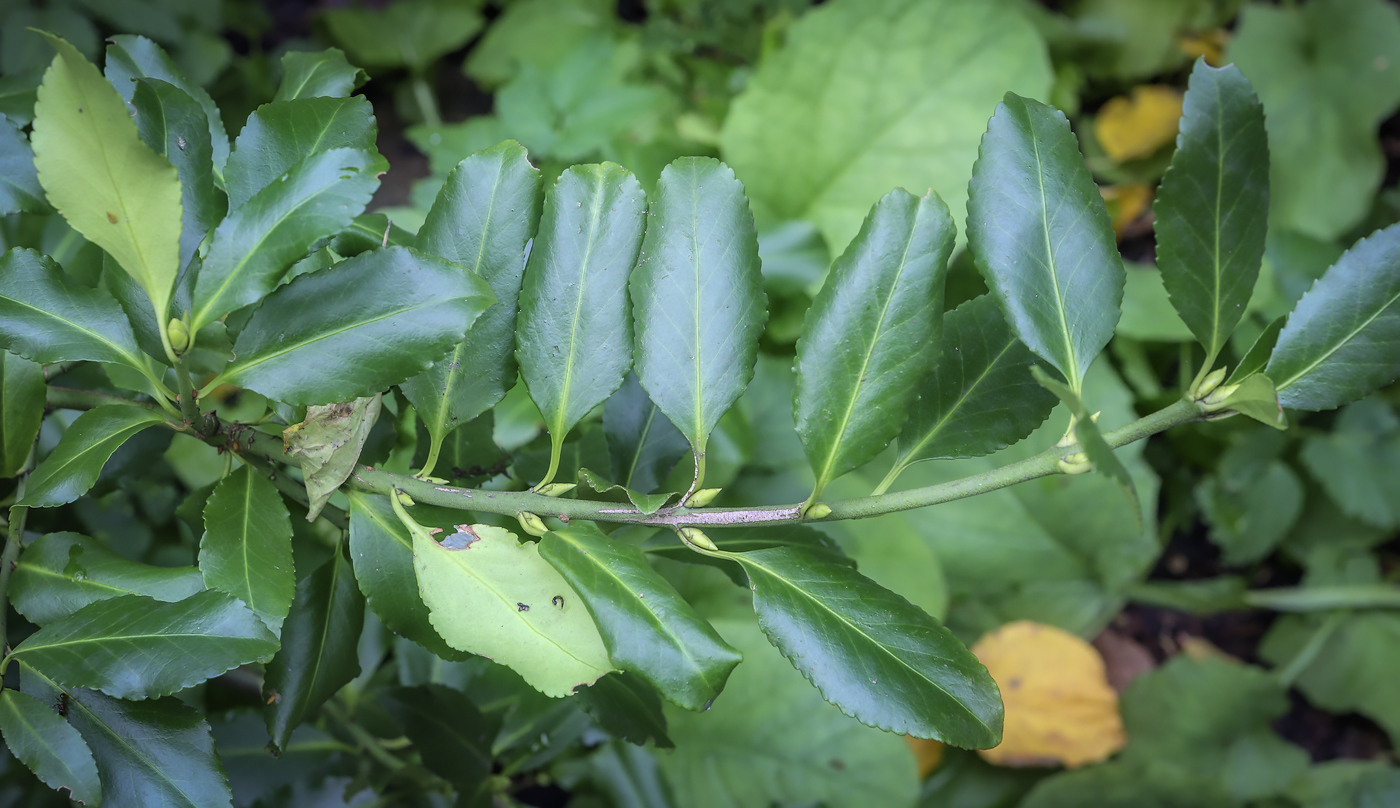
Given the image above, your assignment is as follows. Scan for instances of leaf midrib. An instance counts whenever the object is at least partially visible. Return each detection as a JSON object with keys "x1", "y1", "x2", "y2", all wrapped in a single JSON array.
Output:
[
  {"x1": 1026, "y1": 109, "x2": 1079, "y2": 390},
  {"x1": 899, "y1": 335, "x2": 1019, "y2": 464},
  {"x1": 550, "y1": 171, "x2": 609, "y2": 437}
]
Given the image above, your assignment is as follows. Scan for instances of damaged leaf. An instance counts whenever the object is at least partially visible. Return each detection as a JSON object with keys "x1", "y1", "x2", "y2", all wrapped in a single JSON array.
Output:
[{"x1": 284, "y1": 394, "x2": 382, "y2": 520}]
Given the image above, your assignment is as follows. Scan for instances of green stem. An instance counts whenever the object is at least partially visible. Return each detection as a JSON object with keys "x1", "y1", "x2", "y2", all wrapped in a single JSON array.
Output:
[
  {"x1": 1246, "y1": 585, "x2": 1400, "y2": 612},
  {"x1": 1275, "y1": 611, "x2": 1346, "y2": 688},
  {"x1": 174, "y1": 357, "x2": 213, "y2": 437},
  {"x1": 417, "y1": 433, "x2": 444, "y2": 480},
  {"x1": 322, "y1": 700, "x2": 405, "y2": 773},
  {"x1": 0, "y1": 449, "x2": 35, "y2": 656},
  {"x1": 410, "y1": 74, "x2": 441, "y2": 127}
]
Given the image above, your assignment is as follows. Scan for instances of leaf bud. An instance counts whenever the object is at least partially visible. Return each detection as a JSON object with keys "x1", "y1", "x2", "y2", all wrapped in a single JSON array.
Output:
[
  {"x1": 516, "y1": 511, "x2": 548, "y2": 537},
  {"x1": 684, "y1": 488, "x2": 721, "y2": 508},
  {"x1": 167, "y1": 318, "x2": 191, "y2": 354},
  {"x1": 806, "y1": 502, "x2": 833, "y2": 520},
  {"x1": 536, "y1": 482, "x2": 576, "y2": 498},
  {"x1": 1194, "y1": 367, "x2": 1228, "y2": 399},
  {"x1": 393, "y1": 490, "x2": 416, "y2": 507},
  {"x1": 679, "y1": 527, "x2": 718, "y2": 552},
  {"x1": 1057, "y1": 452, "x2": 1092, "y2": 475}
]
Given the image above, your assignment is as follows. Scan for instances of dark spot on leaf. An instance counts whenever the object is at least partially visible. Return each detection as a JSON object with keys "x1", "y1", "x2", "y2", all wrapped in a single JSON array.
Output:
[
  {"x1": 106, "y1": 212, "x2": 118, "y2": 224},
  {"x1": 1008, "y1": 676, "x2": 1022, "y2": 691},
  {"x1": 552, "y1": 595, "x2": 565, "y2": 608},
  {"x1": 517, "y1": 602, "x2": 530, "y2": 612},
  {"x1": 441, "y1": 524, "x2": 480, "y2": 550},
  {"x1": 828, "y1": 758, "x2": 846, "y2": 771}
]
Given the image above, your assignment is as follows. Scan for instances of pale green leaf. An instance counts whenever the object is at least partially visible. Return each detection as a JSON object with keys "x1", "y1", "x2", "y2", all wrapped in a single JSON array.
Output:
[{"x1": 283, "y1": 395, "x2": 381, "y2": 520}]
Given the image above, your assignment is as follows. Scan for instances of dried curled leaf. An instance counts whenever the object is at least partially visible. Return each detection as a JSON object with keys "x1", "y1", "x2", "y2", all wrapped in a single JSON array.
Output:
[
  {"x1": 284, "y1": 395, "x2": 381, "y2": 520},
  {"x1": 972, "y1": 621, "x2": 1126, "y2": 768}
]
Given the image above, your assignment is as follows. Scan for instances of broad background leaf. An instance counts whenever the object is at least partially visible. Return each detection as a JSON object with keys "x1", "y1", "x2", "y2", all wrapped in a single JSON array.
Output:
[
  {"x1": 20, "y1": 405, "x2": 167, "y2": 508},
  {"x1": 603, "y1": 372, "x2": 689, "y2": 494},
  {"x1": 0, "y1": 113, "x2": 47, "y2": 214}
]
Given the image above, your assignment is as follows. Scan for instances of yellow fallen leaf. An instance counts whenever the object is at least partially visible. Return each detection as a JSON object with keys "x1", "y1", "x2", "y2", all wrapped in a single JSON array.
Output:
[
  {"x1": 972, "y1": 621, "x2": 1126, "y2": 769},
  {"x1": 1179, "y1": 29, "x2": 1230, "y2": 67},
  {"x1": 1093, "y1": 85, "x2": 1184, "y2": 163},
  {"x1": 1100, "y1": 184, "x2": 1153, "y2": 240},
  {"x1": 904, "y1": 736, "x2": 945, "y2": 778}
]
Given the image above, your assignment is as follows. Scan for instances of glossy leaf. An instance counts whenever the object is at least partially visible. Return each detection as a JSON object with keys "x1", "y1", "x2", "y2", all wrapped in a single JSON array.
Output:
[
  {"x1": 395, "y1": 497, "x2": 615, "y2": 697},
  {"x1": 200, "y1": 465, "x2": 296, "y2": 634},
  {"x1": 275, "y1": 48, "x2": 366, "y2": 101},
  {"x1": 0, "y1": 113, "x2": 47, "y2": 214},
  {"x1": 1226, "y1": 316, "x2": 1284, "y2": 385},
  {"x1": 540, "y1": 524, "x2": 742, "y2": 711},
  {"x1": 129, "y1": 77, "x2": 224, "y2": 272},
  {"x1": 794, "y1": 189, "x2": 955, "y2": 498},
  {"x1": 967, "y1": 92, "x2": 1125, "y2": 392},
  {"x1": 104, "y1": 35, "x2": 229, "y2": 173},
  {"x1": 577, "y1": 672, "x2": 673, "y2": 748},
  {"x1": 0, "y1": 248, "x2": 150, "y2": 372},
  {"x1": 1154, "y1": 61, "x2": 1270, "y2": 362},
  {"x1": 577, "y1": 468, "x2": 675, "y2": 515},
  {"x1": 264, "y1": 548, "x2": 365, "y2": 751},
  {"x1": 214, "y1": 245, "x2": 495, "y2": 405},
  {"x1": 1, "y1": 350, "x2": 44, "y2": 477},
  {"x1": 383, "y1": 684, "x2": 500, "y2": 801},
  {"x1": 20, "y1": 405, "x2": 168, "y2": 508},
  {"x1": 190, "y1": 147, "x2": 380, "y2": 331},
  {"x1": 10, "y1": 532, "x2": 204, "y2": 625},
  {"x1": 1266, "y1": 223, "x2": 1400, "y2": 410},
  {"x1": 0, "y1": 689, "x2": 101, "y2": 806},
  {"x1": 723, "y1": 545, "x2": 1002, "y2": 747},
  {"x1": 402, "y1": 141, "x2": 543, "y2": 469},
  {"x1": 224, "y1": 96, "x2": 380, "y2": 210},
  {"x1": 284, "y1": 395, "x2": 381, "y2": 520},
  {"x1": 603, "y1": 372, "x2": 689, "y2": 494},
  {"x1": 31, "y1": 34, "x2": 183, "y2": 330},
  {"x1": 895, "y1": 295, "x2": 1057, "y2": 469},
  {"x1": 346, "y1": 493, "x2": 464, "y2": 659},
  {"x1": 631, "y1": 157, "x2": 765, "y2": 484},
  {"x1": 516, "y1": 163, "x2": 647, "y2": 484},
  {"x1": 644, "y1": 524, "x2": 853, "y2": 586},
  {"x1": 1031, "y1": 366, "x2": 1141, "y2": 522},
  {"x1": 10, "y1": 590, "x2": 277, "y2": 699}
]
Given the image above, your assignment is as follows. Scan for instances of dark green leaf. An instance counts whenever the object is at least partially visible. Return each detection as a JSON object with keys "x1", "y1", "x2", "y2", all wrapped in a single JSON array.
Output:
[
  {"x1": 1226, "y1": 316, "x2": 1284, "y2": 385},
  {"x1": 1154, "y1": 61, "x2": 1269, "y2": 362},
  {"x1": 10, "y1": 532, "x2": 204, "y2": 625},
  {"x1": 274, "y1": 48, "x2": 366, "y2": 102},
  {"x1": 345, "y1": 491, "x2": 464, "y2": 659},
  {"x1": 794, "y1": 189, "x2": 955, "y2": 498},
  {"x1": 383, "y1": 684, "x2": 500, "y2": 799},
  {"x1": 1021, "y1": 761, "x2": 1232, "y2": 808},
  {"x1": 330, "y1": 213, "x2": 415, "y2": 256},
  {"x1": 517, "y1": 163, "x2": 647, "y2": 483},
  {"x1": 577, "y1": 672, "x2": 673, "y2": 748},
  {"x1": 631, "y1": 157, "x2": 765, "y2": 486},
  {"x1": 224, "y1": 96, "x2": 381, "y2": 210},
  {"x1": 540, "y1": 524, "x2": 742, "y2": 711},
  {"x1": 894, "y1": 295, "x2": 1056, "y2": 470},
  {"x1": 20, "y1": 405, "x2": 168, "y2": 508},
  {"x1": 410, "y1": 411, "x2": 501, "y2": 485},
  {"x1": 1266, "y1": 223, "x2": 1400, "y2": 410},
  {"x1": 129, "y1": 78, "x2": 225, "y2": 272},
  {"x1": 0, "y1": 350, "x2": 44, "y2": 477},
  {"x1": 1031, "y1": 366, "x2": 1140, "y2": 523},
  {"x1": 967, "y1": 93, "x2": 1124, "y2": 392},
  {"x1": 190, "y1": 147, "x2": 381, "y2": 331},
  {"x1": 643, "y1": 524, "x2": 852, "y2": 586},
  {"x1": 0, "y1": 113, "x2": 48, "y2": 214},
  {"x1": 214, "y1": 245, "x2": 494, "y2": 406},
  {"x1": 264, "y1": 548, "x2": 365, "y2": 751},
  {"x1": 724, "y1": 546, "x2": 1001, "y2": 747},
  {"x1": 402, "y1": 141, "x2": 542, "y2": 472},
  {"x1": 10, "y1": 590, "x2": 277, "y2": 699},
  {"x1": 200, "y1": 465, "x2": 296, "y2": 634},
  {"x1": 0, "y1": 689, "x2": 101, "y2": 805},
  {"x1": 603, "y1": 372, "x2": 688, "y2": 494},
  {"x1": 577, "y1": 468, "x2": 675, "y2": 514},
  {"x1": 0, "y1": 75, "x2": 39, "y2": 126},
  {"x1": 104, "y1": 35, "x2": 229, "y2": 173}
]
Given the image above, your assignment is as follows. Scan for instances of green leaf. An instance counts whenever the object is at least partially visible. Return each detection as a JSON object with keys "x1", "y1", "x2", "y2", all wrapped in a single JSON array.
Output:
[
  {"x1": 661, "y1": 616, "x2": 918, "y2": 808},
  {"x1": 394, "y1": 496, "x2": 615, "y2": 697},
  {"x1": 62, "y1": 684, "x2": 235, "y2": 808},
  {"x1": 464, "y1": 0, "x2": 614, "y2": 88},
  {"x1": 323, "y1": 0, "x2": 483, "y2": 71},
  {"x1": 264, "y1": 548, "x2": 365, "y2": 751},
  {"x1": 20, "y1": 405, "x2": 168, "y2": 508},
  {"x1": 104, "y1": 34, "x2": 230, "y2": 175},
  {"x1": 0, "y1": 350, "x2": 44, "y2": 477},
  {"x1": 0, "y1": 689, "x2": 101, "y2": 806},
  {"x1": 968, "y1": 93, "x2": 1125, "y2": 392},
  {"x1": 577, "y1": 672, "x2": 673, "y2": 748},
  {"x1": 214, "y1": 245, "x2": 495, "y2": 406},
  {"x1": 631, "y1": 157, "x2": 765, "y2": 486},
  {"x1": 224, "y1": 96, "x2": 381, "y2": 211},
  {"x1": 0, "y1": 113, "x2": 47, "y2": 214},
  {"x1": 31, "y1": 33, "x2": 183, "y2": 333},
  {"x1": 540, "y1": 524, "x2": 741, "y2": 711},
  {"x1": 893, "y1": 295, "x2": 1057, "y2": 471},
  {"x1": 1021, "y1": 761, "x2": 1233, "y2": 808},
  {"x1": 794, "y1": 189, "x2": 955, "y2": 499},
  {"x1": 1031, "y1": 365, "x2": 1140, "y2": 522},
  {"x1": 382, "y1": 684, "x2": 500, "y2": 801},
  {"x1": 603, "y1": 372, "x2": 689, "y2": 495},
  {"x1": 1226, "y1": 316, "x2": 1284, "y2": 385},
  {"x1": 1117, "y1": 264, "x2": 1195, "y2": 343},
  {"x1": 720, "y1": 0, "x2": 1051, "y2": 254},
  {"x1": 1266, "y1": 224, "x2": 1400, "y2": 411},
  {"x1": 10, "y1": 590, "x2": 277, "y2": 699},
  {"x1": 0, "y1": 248, "x2": 152, "y2": 377},
  {"x1": 190, "y1": 147, "x2": 381, "y2": 331},
  {"x1": 1300, "y1": 399, "x2": 1400, "y2": 528},
  {"x1": 516, "y1": 163, "x2": 647, "y2": 484},
  {"x1": 346, "y1": 492, "x2": 464, "y2": 658},
  {"x1": 1229, "y1": 0, "x2": 1400, "y2": 240},
  {"x1": 643, "y1": 524, "x2": 853, "y2": 587},
  {"x1": 10, "y1": 532, "x2": 204, "y2": 625},
  {"x1": 402, "y1": 141, "x2": 543, "y2": 471},
  {"x1": 274, "y1": 48, "x2": 366, "y2": 102},
  {"x1": 576, "y1": 468, "x2": 674, "y2": 514},
  {"x1": 1154, "y1": 60, "x2": 1270, "y2": 362},
  {"x1": 1198, "y1": 444, "x2": 1303, "y2": 566},
  {"x1": 1218, "y1": 373, "x2": 1287, "y2": 430},
  {"x1": 722, "y1": 546, "x2": 1001, "y2": 747},
  {"x1": 129, "y1": 78, "x2": 225, "y2": 272},
  {"x1": 200, "y1": 465, "x2": 296, "y2": 634},
  {"x1": 284, "y1": 395, "x2": 381, "y2": 520}
]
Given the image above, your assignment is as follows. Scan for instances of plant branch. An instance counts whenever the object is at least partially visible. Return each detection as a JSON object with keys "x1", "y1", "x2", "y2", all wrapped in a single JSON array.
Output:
[
  {"x1": 174, "y1": 357, "x2": 215, "y2": 437},
  {"x1": 0, "y1": 448, "x2": 36, "y2": 656}
]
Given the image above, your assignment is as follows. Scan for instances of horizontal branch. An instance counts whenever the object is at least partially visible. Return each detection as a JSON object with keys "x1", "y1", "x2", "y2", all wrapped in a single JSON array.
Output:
[{"x1": 46, "y1": 386, "x2": 1208, "y2": 530}]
